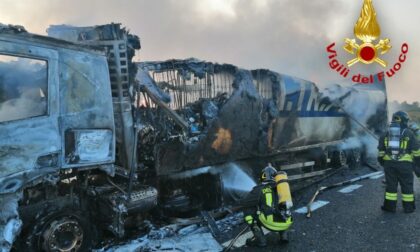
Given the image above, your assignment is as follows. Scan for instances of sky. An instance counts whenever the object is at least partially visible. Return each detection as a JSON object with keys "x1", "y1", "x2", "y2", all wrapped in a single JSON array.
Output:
[{"x1": 0, "y1": 0, "x2": 418, "y2": 102}]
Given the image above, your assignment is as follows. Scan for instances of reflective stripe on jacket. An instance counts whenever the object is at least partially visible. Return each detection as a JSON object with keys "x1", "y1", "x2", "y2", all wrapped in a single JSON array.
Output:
[{"x1": 378, "y1": 128, "x2": 420, "y2": 163}]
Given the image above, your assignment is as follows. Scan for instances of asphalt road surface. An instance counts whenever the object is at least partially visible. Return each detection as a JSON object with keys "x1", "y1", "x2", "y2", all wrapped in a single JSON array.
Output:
[{"x1": 230, "y1": 166, "x2": 420, "y2": 252}]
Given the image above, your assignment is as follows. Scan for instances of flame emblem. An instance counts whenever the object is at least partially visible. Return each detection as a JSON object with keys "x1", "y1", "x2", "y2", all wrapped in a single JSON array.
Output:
[{"x1": 343, "y1": 0, "x2": 391, "y2": 67}]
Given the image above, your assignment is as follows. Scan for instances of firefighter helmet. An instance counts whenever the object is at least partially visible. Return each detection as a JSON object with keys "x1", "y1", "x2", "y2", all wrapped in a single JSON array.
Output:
[
  {"x1": 392, "y1": 111, "x2": 410, "y2": 126},
  {"x1": 261, "y1": 164, "x2": 277, "y2": 182}
]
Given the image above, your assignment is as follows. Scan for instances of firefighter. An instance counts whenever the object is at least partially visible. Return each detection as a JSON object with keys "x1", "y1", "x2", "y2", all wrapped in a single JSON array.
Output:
[
  {"x1": 409, "y1": 122, "x2": 420, "y2": 178},
  {"x1": 378, "y1": 111, "x2": 420, "y2": 213},
  {"x1": 242, "y1": 164, "x2": 293, "y2": 247}
]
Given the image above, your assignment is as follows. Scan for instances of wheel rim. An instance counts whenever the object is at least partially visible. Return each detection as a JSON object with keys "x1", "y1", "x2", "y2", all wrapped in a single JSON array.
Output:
[
  {"x1": 353, "y1": 149, "x2": 361, "y2": 163},
  {"x1": 339, "y1": 151, "x2": 347, "y2": 166},
  {"x1": 42, "y1": 217, "x2": 84, "y2": 252}
]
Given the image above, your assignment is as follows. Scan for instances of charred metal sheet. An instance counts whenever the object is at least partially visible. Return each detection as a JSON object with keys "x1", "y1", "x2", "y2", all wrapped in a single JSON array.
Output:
[
  {"x1": 136, "y1": 59, "x2": 387, "y2": 176},
  {"x1": 0, "y1": 24, "x2": 26, "y2": 34},
  {"x1": 0, "y1": 192, "x2": 22, "y2": 252},
  {"x1": 0, "y1": 27, "x2": 115, "y2": 193},
  {"x1": 151, "y1": 67, "x2": 266, "y2": 175},
  {"x1": 57, "y1": 40, "x2": 116, "y2": 169},
  {"x1": 200, "y1": 211, "x2": 220, "y2": 238},
  {"x1": 48, "y1": 24, "x2": 139, "y2": 172},
  {"x1": 137, "y1": 68, "x2": 171, "y2": 103},
  {"x1": 0, "y1": 40, "x2": 61, "y2": 192},
  {"x1": 139, "y1": 58, "x2": 237, "y2": 110}
]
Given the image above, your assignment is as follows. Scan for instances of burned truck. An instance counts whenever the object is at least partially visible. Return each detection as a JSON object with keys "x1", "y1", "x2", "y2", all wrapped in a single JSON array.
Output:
[{"x1": 0, "y1": 23, "x2": 387, "y2": 251}]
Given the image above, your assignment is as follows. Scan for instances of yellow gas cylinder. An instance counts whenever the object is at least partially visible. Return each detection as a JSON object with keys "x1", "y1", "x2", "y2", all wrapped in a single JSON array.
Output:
[{"x1": 274, "y1": 171, "x2": 293, "y2": 209}]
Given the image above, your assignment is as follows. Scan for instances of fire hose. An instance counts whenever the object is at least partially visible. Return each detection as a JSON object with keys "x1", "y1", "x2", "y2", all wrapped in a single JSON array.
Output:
[
  {"x1": 305, "y1": 171, "x2": 383, "y2": 218},
  {"x1": 222, "y1": 225, "x2": 250, "y2": 252}
]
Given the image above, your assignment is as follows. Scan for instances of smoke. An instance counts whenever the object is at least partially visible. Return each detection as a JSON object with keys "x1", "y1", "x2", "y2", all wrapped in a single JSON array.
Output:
[
  {"x1": 0, "y1": 0, "x2": 350, "y2": 85},
  {"x1": 0, "y1": 56, "x2": 47, "y2": 123},
  {"x1": 0, "y1": 1, "x2": 419, "y2": 102},
  {"x1": 322, "y1": 83, "x2": 384, "y2": 126},
  {"x1": 0, "y1": 89, "x2": 47, "y2": 122},
  {"x1": 321, "y1": 82, "x2": 387, "y2": 158},
  {"x1": 340, "y1": 135, "x2": 378, "y2": 158}
]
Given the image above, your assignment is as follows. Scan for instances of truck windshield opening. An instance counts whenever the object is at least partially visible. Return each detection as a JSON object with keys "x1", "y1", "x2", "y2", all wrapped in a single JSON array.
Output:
[{"x1": 0, "y1": 54, "x2": 48, "y2": 123}]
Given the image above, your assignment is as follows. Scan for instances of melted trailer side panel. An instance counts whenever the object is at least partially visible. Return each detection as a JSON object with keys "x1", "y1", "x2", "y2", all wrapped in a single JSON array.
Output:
[
  {"x1": 137, "y1": 59, "x2": 386, "y2": 177},
  {"x1": 265, "y1": 73, "x2": 347, "y2": 149},
  {"x1": 138, "y1": 60, "x2": 351, "y2": 176}
]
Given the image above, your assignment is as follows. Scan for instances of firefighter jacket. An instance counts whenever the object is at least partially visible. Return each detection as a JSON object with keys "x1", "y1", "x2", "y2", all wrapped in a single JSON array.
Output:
[
  {"x1": 242, "y1": 182, "x2": 292, "y2": 232},
  {"x1": 414, "y1": 130, "x2": 420, "y2": 142},
  {"x1": 410, "y1": 129, "x2": 420, "y2": 177},
  {"x1": 378, "y1": 128, "x2": 420, "y2": 164}
]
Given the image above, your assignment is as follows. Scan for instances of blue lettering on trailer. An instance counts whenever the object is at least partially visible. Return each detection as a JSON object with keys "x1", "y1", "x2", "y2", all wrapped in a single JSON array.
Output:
[{"x1": 276, "y1": 75, "x2": 346, "y2": 117}]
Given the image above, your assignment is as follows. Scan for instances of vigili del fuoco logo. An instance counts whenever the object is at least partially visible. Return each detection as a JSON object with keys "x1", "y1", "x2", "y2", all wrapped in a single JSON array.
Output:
[{"x1": 326, "y1": 0, "x2": 408, "y2": 84}]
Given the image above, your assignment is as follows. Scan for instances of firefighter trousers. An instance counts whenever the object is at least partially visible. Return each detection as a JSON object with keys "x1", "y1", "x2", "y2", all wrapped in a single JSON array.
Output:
[
  {"x1": 383, "y1": 161, "x2": 415, "y2": 212},
  {"x1": 414, "y1": 165, "x2": 420, "y2": 178},
  {"x1": 244, "y1": 207, "x2": 291, "y2": 235}
]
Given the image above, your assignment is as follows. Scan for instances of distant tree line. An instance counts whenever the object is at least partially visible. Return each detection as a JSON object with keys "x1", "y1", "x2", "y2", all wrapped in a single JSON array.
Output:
[{"x1": 390, "y1": 100, "x2": 420, "y2": 124}]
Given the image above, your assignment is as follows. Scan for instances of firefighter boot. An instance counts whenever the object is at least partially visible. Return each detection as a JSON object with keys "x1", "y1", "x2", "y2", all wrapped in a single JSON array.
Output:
[
  {"x1": 403, "y1": 201, "x2": 416, "y2": 213},
  {"x1": 279, "y1": 231, "x2": 289, "y2": 244},
  {"x1": 381, "y1": 199, "x2": 396, "y2": 213},
  {"x1": 246, "y1": 225, "x2": 267, "y2": 247}
]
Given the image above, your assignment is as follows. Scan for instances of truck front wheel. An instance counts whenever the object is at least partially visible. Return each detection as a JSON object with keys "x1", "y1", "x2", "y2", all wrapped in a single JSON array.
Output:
[{"x1": 17, "y1": 200, "x2": 95, "y2": 252}]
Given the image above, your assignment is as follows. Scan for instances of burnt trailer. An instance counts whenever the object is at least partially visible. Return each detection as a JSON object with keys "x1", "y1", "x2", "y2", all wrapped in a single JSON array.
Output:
[
  {"x1": 138, "y1": 60, "x2": 387, "y2": 171},
  {"x1": 0, "y1": 23, "x2": 387, "y2": 251}
]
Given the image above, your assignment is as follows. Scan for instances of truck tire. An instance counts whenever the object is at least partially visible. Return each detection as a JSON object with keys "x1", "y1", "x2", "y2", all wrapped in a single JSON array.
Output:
[
  {"x1": 17, "y1": 200, "x2": 96, "y2": 252},
  {"x1": 347, "y1": 149, "x2": 361, "y2": 170},
  {"x1": 331, "y1": 150, "x2": 347, "y2": 168},
  {"x1": 314, "y1": 149, "x2": 329, "y2": 170}
]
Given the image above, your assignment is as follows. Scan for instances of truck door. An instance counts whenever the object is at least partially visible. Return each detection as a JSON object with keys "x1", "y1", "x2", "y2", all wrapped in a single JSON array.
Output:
[{"x1": 0, "y1": 40, "x2": 60, "y2": 194}]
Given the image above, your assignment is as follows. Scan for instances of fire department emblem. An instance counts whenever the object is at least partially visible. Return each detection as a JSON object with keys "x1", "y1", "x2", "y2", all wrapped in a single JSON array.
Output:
[{"x1": 343, "y1": 0, "x2": 391, "y2": 67}]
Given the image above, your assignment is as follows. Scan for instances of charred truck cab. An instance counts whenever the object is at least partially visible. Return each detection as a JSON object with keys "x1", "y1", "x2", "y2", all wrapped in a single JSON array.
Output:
[
  {"x1": 0, "y1": 23, "x2": 387, "y2": 251},
  {"x1": 0, "y1": 24, "x2": 157, "y2": 251}
]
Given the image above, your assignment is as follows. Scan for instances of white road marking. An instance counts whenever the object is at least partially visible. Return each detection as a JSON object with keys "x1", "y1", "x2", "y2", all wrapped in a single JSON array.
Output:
[
  {"x1": 222, "y1": 171, "x2": 384, "y2": 249},
  {"x1": 338, "y1": 184, "x2": 363, "y2": 193},
  {"x1": 369, "y1": 172, "x2": 384, "y2": 179},
  {"x1": 294, "y1": 200, "x2": 330, "y2": 214}
]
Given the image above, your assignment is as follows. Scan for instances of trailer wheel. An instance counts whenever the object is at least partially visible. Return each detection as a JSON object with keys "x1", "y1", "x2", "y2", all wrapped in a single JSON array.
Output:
[
  {"x1": 18, "y1": 200, "x2": 95, "y2": 252},
  {"x1": 313, "y1": 149, "x2": 329, "y2": 170},
  {"x1": 347, "y1": 149, "x2": 361, "y2": 170},
  {"x1": 331, "y1": 150, "x2": 347, "y2": 168}
]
